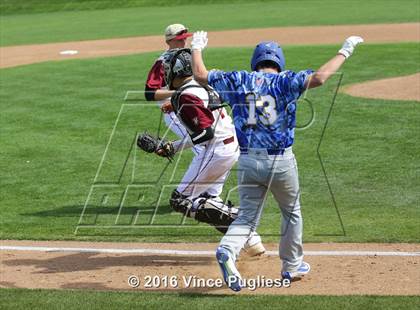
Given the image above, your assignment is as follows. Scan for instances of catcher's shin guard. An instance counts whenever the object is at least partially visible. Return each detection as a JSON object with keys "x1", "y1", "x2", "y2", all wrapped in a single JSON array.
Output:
[
  {"x1": 190, "y1": 197, "x2": 238, "y2": 233},
  {"x1": 169, "y1": 192, "x2": 239, "y2": 233},
  {"x1": 170, "y1": 190, "x2": 193, "y2": 216}
]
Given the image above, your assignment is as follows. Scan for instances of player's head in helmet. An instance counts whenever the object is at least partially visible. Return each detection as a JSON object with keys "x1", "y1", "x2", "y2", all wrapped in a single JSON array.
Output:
[
  {"x1": 251, "y1": 41, "x2": 285, "y2": 73},
  {"x1": 163, "y1": 48, "x2": 193, "y2": 89}
]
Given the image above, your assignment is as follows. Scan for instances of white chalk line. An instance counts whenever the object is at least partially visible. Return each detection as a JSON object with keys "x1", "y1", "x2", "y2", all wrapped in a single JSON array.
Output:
[{"x1": 1, "y1": 246, "x2": 419, "y2": 257}]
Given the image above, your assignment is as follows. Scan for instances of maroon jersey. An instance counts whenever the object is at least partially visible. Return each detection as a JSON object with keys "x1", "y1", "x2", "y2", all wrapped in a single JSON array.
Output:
[
  {"x1": 146, "y1": 59, "x2": 166, "y2": 90},
  {"x1": 172, "y1": 80, "x2": 236, "y2": 145},
  {"x1": 145, "y1": 52, "x2": 167, "y2": 101},
  {"x1": 177, "y1": 93, "x2": 214, "y2": 132}
]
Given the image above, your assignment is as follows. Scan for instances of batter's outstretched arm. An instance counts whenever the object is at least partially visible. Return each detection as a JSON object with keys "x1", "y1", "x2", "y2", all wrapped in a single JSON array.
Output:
[
  {"x1": 191, "y1": 31, "x2": 209, "y2": 86},
  {"x1": 305, "y1": 36, "x2": 364, "y2": 89},
  {"x1": 306, "y1": 54, "x2": 346, "y2": 89},
  {"x1": 192, "y1": 50, "x2": 209, "y2": 86}
]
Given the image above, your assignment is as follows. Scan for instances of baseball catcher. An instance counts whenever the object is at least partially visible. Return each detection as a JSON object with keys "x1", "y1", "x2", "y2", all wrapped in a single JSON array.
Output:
[
  {"x1": 144, "y1": 24, "x2": 227, "y2": 206},
  {"x1": 139, "y1": 47, "x2": 265, "y2": 255}
]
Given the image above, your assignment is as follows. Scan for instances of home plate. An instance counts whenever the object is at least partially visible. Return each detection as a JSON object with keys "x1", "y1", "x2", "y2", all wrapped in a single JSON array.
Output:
[{"x1": 59, "y1": 50, "x2": 79, "y2": 55}]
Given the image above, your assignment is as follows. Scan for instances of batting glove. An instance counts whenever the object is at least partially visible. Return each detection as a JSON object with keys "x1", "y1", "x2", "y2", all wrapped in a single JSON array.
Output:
[
  {"x1": 338, "y1": 36, "x2": 364, "y2": 59},
  {"x1": 191, "y1": 31, "x2": 208, "y2": 51}
]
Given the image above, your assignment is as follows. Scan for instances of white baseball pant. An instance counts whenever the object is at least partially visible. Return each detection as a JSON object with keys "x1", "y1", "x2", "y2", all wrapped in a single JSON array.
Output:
[{"x1": 164, "y1": 111, "x2": 225, "y2": 197}]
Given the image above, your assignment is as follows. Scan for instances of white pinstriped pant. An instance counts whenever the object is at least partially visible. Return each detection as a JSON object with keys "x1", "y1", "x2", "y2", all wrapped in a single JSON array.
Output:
[
  {"x1": 164, "y1": 112, "x2": 224, "y2": 197},
  {"x1": 176, "y1": 140, "x2": 239, "y2": 199}
]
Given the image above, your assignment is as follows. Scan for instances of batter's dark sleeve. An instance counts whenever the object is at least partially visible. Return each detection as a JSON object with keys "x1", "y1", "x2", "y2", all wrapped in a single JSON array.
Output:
[
  {"x1": 178, "y1": 94, "x2": 215, "y2": 144},
  {"x1": 145, "y1": 60, "x2": 166, "y2": 101}
]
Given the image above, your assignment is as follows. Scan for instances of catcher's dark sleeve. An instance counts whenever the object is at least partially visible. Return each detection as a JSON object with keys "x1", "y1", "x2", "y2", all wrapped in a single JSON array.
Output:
[
  {"x1": 145, "y1": 85, "x2": 156, "y2": 101},
  {"x1": 190, "y1": 127, "x2": 214, "y2": 145},
  {"x1": 145, "y1": 60, "x2": 165, "y2": 101}
]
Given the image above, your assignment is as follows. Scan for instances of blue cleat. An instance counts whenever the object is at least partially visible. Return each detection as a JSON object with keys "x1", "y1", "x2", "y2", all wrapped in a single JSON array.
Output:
[
  {"x1": 216, "y1": 247, "x2": 242, "y2": 292},
  {"x1": 282, "y1": 261, "x2": 311, "y2": 280}
]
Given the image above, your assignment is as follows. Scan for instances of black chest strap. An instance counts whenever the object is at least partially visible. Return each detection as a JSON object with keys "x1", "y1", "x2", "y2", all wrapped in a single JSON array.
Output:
[{"x1": 171, "y1": 84, "x2": 227, "y2": 113}]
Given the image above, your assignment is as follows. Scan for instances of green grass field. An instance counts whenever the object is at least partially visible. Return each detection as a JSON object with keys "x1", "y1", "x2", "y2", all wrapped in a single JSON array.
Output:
[
  {"x1": 1, "y1": 43, "x2": 419, "y2": 243},
  {"x1": 1, "y1": 0, "x2": 419, "y2": 307},
  {"x1": 1, "y1": 0, "x2": 419, "y2": 46},
  {"x1": 0, "y1": 288, "x2": 419, "y2": 309}
]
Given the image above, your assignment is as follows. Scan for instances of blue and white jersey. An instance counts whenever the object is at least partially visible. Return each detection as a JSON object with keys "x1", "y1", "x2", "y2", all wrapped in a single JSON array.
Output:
[{"x1": 207, "y1": 69, "x2": 313, "y2": 153}]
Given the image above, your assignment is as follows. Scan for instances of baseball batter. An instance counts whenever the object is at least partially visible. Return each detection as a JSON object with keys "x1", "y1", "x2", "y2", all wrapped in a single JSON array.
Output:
[
  {"x1": 144, "y1": 23, "x2": 223, "y2": 199},
  {"x1": 191, "y1": 31, "x2": 363, "y2": 291}
]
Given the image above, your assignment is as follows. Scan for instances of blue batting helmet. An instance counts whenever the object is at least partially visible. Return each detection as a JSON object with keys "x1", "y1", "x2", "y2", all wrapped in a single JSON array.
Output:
[{"x1": 250, "y1": 41, "x2": 285, "y2": 72}]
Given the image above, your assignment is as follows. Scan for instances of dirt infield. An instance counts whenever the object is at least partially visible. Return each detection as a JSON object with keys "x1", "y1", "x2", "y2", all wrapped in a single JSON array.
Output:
[
  {"x1": 1, "y1": 240, "x2": 419, "y2": 295},
  {"x1": 0, "y1": 23, "x2": 419, "y2": 69},
  {"x1": 342, "y1": 73, "x2": 420, "y2": 101}
]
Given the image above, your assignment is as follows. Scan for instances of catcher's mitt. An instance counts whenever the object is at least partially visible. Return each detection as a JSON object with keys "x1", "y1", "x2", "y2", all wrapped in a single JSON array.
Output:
[{"x1": 137, "y1": 132, "x2": 175, "y2": 161}]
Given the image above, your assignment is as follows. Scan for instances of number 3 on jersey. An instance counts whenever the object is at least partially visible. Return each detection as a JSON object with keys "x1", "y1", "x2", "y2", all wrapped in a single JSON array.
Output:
[{"x1": 246, "y1": 93, "x2": 277, "y2": 125}]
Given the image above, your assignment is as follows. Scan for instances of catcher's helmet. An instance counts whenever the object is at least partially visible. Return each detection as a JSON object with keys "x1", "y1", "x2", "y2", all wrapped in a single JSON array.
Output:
[
  {"x1": 162, "y1": 48, "x2": 192, "y2": 89},
  {"x1": 250, "y1": 41, "x2": 285, "y2": 72}
]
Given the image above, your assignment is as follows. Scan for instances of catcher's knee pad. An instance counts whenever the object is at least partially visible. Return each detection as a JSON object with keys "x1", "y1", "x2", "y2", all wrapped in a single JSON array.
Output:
[
  {"x1": 191, "y1": 197, "x2": 239, "y2": 233},
  {"x1": 169, "y1": 190, "x2": 192, "y2": 215}
]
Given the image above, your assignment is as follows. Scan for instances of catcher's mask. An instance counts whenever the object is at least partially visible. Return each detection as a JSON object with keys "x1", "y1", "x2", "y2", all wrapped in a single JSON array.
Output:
[{"x1": 163, "y1": 48, "x2": 193, "y2": 89}]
